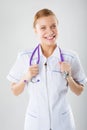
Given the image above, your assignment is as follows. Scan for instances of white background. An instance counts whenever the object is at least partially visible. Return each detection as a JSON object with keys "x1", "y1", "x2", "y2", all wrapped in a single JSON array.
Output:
[{"x1": 0, "y1": 0, "x2": 87, "y2": 130}]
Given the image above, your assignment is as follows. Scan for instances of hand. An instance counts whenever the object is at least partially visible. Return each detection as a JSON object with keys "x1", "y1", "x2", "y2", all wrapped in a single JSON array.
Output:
[
  {"x1": 29, "y1": 64, "x2": 39, "y2": 78},
  {"x1": 24, "y1": 64, "x2": 39, "y2": 82},
  {"x1": 59, "y1": 62, "x2": 71, "y2": 76}
]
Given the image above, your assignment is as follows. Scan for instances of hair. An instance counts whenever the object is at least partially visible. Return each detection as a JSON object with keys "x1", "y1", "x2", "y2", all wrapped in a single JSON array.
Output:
[{"x1": 33, "y1": 8, "x2": 58, "y2": 28}]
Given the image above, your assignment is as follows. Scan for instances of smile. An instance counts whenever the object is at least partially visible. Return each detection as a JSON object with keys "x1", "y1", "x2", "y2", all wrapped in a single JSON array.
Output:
[{"x1": 45, "y1": 35, "x2": 56, "y2": 40}]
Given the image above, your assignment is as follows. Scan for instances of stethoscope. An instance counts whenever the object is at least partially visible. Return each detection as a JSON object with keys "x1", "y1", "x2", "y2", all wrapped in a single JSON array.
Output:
[{"x1": 29, "y1": 44, "x2": 64, "y2": 83}]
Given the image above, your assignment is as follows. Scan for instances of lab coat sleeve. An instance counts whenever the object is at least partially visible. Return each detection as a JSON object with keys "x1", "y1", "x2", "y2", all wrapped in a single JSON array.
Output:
[
  {"x1": 71, "y1": 53, "x2": 87, "y2": 87},
  {"x1": 7, "y1": 52, "x2": 28, "y2": 83}
]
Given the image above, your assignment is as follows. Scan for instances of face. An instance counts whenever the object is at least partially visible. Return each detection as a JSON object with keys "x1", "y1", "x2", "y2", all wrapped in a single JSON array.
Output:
[{"x1": 34, "y1": 15, "x2": 58, "y2": 46}]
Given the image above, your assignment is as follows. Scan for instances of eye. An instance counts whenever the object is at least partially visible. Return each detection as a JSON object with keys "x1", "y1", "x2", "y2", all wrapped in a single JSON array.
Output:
[
  {"x1": 51, "y1": 24, "x2": 57, "y2": 29},
  {"x1": 40, "y1": 26, "x2": 46, "y2": 30}
]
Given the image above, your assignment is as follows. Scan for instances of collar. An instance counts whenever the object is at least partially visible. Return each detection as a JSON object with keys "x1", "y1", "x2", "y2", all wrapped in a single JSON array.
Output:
[{"x1": 39, "y1": 44, "x2": 62, "y2": 62}]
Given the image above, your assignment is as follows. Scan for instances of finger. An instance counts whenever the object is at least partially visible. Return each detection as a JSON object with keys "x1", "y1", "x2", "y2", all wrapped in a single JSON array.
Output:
[
  {"x1": 31, "y1": 71, "x2": 39, "y2": 77},
  {"x1": 31, "y1": 67, "x2": 39, "y2": 72},
  {"x1": 60, "y1": 62, "x2": 71, "y2": 72},
  {"x1": 29, "y1": 65, "x2": 39, "y2": 71}
]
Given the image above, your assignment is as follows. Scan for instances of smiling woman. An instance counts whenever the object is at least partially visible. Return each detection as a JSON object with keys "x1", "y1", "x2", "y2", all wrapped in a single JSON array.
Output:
[
  {"x1": 34, "y1": 9, "x2": 58, "y2": 49},
  {"x1": 6, "y1": 8, "x2": 87, "y2": 130}
]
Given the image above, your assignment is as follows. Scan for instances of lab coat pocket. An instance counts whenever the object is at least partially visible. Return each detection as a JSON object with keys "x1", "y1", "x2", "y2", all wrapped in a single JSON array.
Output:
[
  {"x1": 60, "y1": 110, "x2": 75, "y2": 130},
  {"x1": 24, "y1": 112, "x2": 39, "y2": 130}
]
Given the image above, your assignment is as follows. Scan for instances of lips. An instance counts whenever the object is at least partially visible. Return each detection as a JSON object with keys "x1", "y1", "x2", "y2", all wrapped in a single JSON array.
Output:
[{"x1": 45, "y1": 35, "x2": 56, "y2": 40}]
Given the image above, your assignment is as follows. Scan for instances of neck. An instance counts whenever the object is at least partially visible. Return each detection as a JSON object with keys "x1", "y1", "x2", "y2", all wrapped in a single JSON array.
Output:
[{"x1": 40, "y1": 43, "x2": 57, "y2": 58}]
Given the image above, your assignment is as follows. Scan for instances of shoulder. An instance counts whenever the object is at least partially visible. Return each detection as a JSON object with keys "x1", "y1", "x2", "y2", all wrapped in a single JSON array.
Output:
[
  {"x1": 17, "y1": 44, "x2": 40, "y2": 59},
  {"x1": 60, "y1": 47, "x2": 80, "y2": 63},
  {"x1": 17, "y1": 48, "x2": 34, "y2": 59},
  {"x1": 61, "y1": 48, "x2": 78, "y2": 60}
]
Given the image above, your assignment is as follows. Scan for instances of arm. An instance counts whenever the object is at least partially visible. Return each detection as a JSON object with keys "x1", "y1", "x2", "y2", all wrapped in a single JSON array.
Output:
[
  {"x1": 66, "y1": 76, "x2": 84, "y2": 96},
  {"x1": 60, "y1": 62, "x2": 84, "y2": 96},
  {"x1": 11, "y1": 64, "x2": 39, "y2": 96}
]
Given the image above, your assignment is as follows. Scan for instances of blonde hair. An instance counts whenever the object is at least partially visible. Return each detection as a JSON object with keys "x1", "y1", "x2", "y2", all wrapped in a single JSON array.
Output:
[{"x1": 33, "y1": 8, "x2": 58, "y2": 28}]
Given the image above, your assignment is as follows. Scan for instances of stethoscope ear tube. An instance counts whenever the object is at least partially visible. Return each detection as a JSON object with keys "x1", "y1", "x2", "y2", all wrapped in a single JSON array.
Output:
[
  {"x1": 29, "y1": 44, "x2": 40, "y2": 66},
  {"x1": 59, "y1": 47, "x2": 64, "y2": 62}
]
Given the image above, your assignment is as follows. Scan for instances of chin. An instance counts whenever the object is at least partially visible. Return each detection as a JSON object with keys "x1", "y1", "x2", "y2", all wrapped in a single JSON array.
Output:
[
  {"x1": 46, "y1": 42, "x2": 56, "y2": 47},
  {"x1": 47, "y1": 40, "x2": 56, "y2": 45}
]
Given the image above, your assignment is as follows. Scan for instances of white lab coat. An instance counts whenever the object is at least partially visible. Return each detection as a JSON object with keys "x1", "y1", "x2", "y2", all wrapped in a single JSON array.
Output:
[{"x1": 7, "y1": 45, "x2": 87, "y2": 130}]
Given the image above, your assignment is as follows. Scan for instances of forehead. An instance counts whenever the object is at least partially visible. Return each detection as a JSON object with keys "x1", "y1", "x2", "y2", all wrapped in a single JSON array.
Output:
[{"x1": 36, "y1": 15, "x2": 57, "y2": 26}]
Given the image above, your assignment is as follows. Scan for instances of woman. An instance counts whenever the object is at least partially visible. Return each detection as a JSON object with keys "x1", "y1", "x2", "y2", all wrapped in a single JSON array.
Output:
[{"x1": 7, "y1": 8, "x2": 87, "y2": 130}]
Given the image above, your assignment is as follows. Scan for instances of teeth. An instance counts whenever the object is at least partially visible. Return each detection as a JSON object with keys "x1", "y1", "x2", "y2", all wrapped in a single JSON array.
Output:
[
  {"x1": 47, "y1": 37, "x2": 53, "y2": 39},
  {"x1": 44, "y1": 34, "x2": 56, "y2": 40},
  {"x1": 46, "y1": 36, "x2": 55, "y2": 40}
]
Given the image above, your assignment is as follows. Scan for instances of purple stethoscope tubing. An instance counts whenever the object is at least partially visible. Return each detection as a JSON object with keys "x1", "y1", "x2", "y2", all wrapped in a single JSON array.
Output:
[
  {"x1": 29, "y1": 44, "x2": 40, "y2": 66},
  {"x1": 29, "y1": 44, "x2": 64, "y2": 66},
  {"x1": 59, "y1": 47, "x2": 64, "y2": 62}
]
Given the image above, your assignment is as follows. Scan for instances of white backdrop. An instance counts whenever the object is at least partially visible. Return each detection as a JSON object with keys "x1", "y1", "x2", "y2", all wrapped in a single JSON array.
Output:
[{"x1": 0, "y1": 0, "x2": 87, "y2": 130}]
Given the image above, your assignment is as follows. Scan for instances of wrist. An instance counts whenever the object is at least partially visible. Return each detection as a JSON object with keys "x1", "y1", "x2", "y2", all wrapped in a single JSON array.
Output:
[
  {"x1": 23, "y1": 79, "x2": 29, "y2": 85},
  {"x1": 22, "y1": 77, "x2": 30, "y2": 86},
  {"x1": 62, "y1": 71, "x2": 71, "y2": 79},
  {"x1": 22, "y1": 72, "x2": 31, "y2": 84},
  {"x1": 66, "y1": 76, "x2": 74, "y2": 87},
  {"x1": 66, "y1": 76, "x2": 73, "y2": 82}
]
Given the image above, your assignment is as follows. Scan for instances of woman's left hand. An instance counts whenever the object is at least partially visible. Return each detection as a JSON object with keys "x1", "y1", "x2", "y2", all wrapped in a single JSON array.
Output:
[
  {"x1": 59, "y1": 62, "x2": 71, "y2": 76},
  {"x1": 59, "y1": 61, "x2": 84, "y2": 95}
]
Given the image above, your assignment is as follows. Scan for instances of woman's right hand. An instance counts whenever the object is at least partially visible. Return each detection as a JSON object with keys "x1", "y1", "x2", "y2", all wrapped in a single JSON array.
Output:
[
  {"x1": 11, "y1": 64, "x2": 39, "y2": 96},
  {"x1": 24, "y1": 64, "x2": 39, "y2": 82}
]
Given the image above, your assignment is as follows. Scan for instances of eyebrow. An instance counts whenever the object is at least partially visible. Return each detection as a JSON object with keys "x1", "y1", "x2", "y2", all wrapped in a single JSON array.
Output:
[{"x1": 40, "y1": 23, "x2": 57, "y2": 27}]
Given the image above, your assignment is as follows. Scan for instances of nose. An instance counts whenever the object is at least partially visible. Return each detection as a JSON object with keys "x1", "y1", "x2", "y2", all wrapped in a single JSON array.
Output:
[{"x1": 46, "y1": 27, "x2": 54, "y2": 35}]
